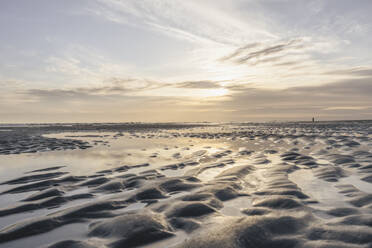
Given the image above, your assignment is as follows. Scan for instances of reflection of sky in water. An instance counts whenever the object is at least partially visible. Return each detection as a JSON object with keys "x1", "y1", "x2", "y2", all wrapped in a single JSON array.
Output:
[
  {"x1": 340, "y1": 175, "x2": 372, "y2": 194},
  {"x1": 0, "y1": 131, "x2": 229, "y2": 201},
  {"x1": 1, "y1": 133, "x2": 209, "y2": 176}
]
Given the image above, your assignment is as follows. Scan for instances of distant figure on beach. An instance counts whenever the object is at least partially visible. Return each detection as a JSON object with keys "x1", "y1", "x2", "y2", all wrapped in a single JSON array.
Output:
[{"x1": 312, "y1": 117, "x2": 315, "y2": 122}]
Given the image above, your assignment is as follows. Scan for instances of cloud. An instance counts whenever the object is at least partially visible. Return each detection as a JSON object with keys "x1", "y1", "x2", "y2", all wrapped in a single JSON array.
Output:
[
  {"x1": 215, "y1": 77, "x2": 372, "y2": 121},
  {"x1": 176, "y1": 81, "x2": 221, "y2": 89},
  {"x1": 212, "y1": 35, "x2": 368, "y2": 90},
  {"x1": 2, "y1": 75, "x2": 367, "y2": 123},
  {"x1": 219, "y1": 42, "x2": 261, "y2": 62},
  {"x1": 324, "y1": 106, "x2": 369, "y2": 111},
  {"x1": 18, "y1": 78, "x2": 228, "y2": 104},
  {"x1": 23, "y1": 78, "x2": 163, "y2": 100},
  {"x1": 325, "y1": 67, "x2": 372, "y2": 77},
  {"x1": 289, "y1": 78, "x2": 372, "y2": 96},
  {"x1": 41, "y1": 45, "x2": 139, "y2": 88},
  {"x1": 91, "y1": 0, "x2": 276, "y2": 45},
  {"x1": 274, "y1": 61, "x2": 299, "y2": 67},
  {"x1": 220, "y1": 38, "x2": 304, "y2": 65}
]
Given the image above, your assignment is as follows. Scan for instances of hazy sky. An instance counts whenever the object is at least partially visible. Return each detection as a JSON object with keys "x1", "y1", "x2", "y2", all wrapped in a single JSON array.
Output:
[{"x1": 1, "y1": 0, "x2": 372, "y2": 122}]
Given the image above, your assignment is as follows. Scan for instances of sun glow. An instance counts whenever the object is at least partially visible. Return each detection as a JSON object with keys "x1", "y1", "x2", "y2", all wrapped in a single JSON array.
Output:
[
  {"x1": 138, "y1": 87, "x2": 229, "y2": 98},
  {"x1": 201, "y1": 88, "x2": 229, "y2": 97}
]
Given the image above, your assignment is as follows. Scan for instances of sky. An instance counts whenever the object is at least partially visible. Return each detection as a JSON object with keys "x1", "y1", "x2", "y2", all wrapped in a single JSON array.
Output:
[{"x1": 1, "y1": 0, "x2": 372, "y2": 123}]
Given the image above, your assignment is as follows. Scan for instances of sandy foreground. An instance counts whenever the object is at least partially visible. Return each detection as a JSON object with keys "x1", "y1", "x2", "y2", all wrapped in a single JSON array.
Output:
[{"x1": 0, "y1": 121, "x2": 371, "y2": 248}]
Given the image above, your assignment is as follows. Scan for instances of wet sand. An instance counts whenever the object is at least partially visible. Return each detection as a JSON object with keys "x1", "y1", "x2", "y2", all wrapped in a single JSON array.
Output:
[{"x1": 0, "y1": 121, "x2": 372, "y2": 248}]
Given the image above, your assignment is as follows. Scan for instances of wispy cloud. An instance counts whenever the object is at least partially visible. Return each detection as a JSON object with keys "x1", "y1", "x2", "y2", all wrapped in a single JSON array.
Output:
[
  {"x1": 220, "y1": 39, "x2": 303, "y2": 64},
  {"x1": 176, "y1": 81, "x2": 221, "y2": 89},
  {"x1": 91, "y1": 0, "x2": 277, "y2": 45},
  {"x1": 18, "y1": 78, "x2": 227, "y2": 102},
  {"x1": 324, "y1": 106, "x2": 369, "y2": 111},
  {"x1": 219, "y1": 42, "x2": 261, "y2": 62},
  {"x1": 24, "y1": 78, "x2": 162, "y2": 99},
  {"x1": 324, "y1": 67, "x2": 372, "y2": 77}
]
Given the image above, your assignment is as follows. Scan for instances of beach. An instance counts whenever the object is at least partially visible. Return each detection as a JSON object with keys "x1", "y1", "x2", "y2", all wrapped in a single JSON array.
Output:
[{"x1": 0, "y1": 121, "x2": 371, "y2": 248}]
